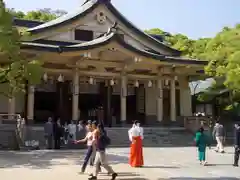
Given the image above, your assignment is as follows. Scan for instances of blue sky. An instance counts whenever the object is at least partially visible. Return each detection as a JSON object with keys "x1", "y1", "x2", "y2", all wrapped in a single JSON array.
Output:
[{"x1": 6, "y1": 0, "x2": 240, "y2": 39}]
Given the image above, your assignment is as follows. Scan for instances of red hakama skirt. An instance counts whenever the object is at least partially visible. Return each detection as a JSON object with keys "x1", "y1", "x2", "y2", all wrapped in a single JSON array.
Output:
[{"x1": 129, "y1": 136, "x2": 144, "y2": 167}]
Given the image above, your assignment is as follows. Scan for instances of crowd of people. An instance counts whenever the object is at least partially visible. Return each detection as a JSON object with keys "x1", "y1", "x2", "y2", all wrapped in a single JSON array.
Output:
[
  {"x1": 44, "y1": 119, "x2": 144, "y2": 180},
  {"x1": 73, "y1": 120, "x2": 144, "y2": 180},
  {"x1": 44, "y1": 117, "x2": 84, "y2": 149},
  {"x1": 43, "y1": 115, "x2": 240, "y2": 180}
]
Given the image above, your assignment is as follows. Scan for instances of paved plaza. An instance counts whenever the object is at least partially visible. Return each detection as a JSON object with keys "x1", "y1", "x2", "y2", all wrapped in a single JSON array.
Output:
[{"x1": 0, "y1": 147, "x2": 239, "y2": 180}]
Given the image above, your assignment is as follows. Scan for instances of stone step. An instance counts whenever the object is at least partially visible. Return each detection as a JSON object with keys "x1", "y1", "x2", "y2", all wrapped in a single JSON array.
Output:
[{"x1": 0, "y1": 125, "x2": 236, "y2": 149}]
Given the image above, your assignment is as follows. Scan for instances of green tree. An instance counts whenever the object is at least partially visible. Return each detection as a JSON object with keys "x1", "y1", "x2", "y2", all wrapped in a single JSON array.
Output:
[
  {"x1": 0, "y1": 0, "x2": 43, "y2": 97},
  {"x1": 204, "y1": 25, "x2": 240, "y2": 92},
  {"x1": 9, "y1": 8, "x2": 66, "y2": 22}
]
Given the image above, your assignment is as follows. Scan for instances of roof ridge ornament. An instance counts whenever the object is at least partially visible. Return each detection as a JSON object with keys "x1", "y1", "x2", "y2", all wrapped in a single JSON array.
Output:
[{"x1": 106, "y1": 22, "x2": 118, "y2": 35}]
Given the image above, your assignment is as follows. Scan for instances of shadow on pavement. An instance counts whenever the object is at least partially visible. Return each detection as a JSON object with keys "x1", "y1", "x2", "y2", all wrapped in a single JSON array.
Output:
[
  {"x1": 0, "y1": 150, "x2": 128, "y2": 169},
  {"x1": 108, "y1": 153, "x2": 129, "y2": 164},
  {"x1": 118, "y1": 178, "x2": 148, "y2": 180},
  {"x1": 204, "y1": 163, "x2": 232, "y2": 166},
  {"x1": 143, "y1": 165, "x2": 179, "y2": 169},
  {"x1": 157, "y1": 178, "x2": 239, "y2": 180},
  {"x1": 100, "y1": 172, "x2": 140, "y2": 177}
]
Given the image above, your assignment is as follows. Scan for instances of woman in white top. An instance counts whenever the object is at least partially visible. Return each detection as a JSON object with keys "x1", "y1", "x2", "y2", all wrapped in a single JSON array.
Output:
[
  {"x1": 68, "y1": 120, "x2": 77, "y2": 141},
  {"x1": 128, "y1": 120, "x2": 144, "y2": 167},
  {"x1": 75, "y1": 122, "x2": 95, "y2": 173}
]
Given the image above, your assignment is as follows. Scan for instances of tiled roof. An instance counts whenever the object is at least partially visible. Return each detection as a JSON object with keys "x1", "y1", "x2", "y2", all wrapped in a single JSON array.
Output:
[
  {"x1": 24, "y1": 0, "x2": 181, "y2": 56},
  {"x1": 21, "y1": 31, "x2": 207, "y2": 66},
  {"x1": 13, "y1": 18, "x2": 44, "y2": 28}
]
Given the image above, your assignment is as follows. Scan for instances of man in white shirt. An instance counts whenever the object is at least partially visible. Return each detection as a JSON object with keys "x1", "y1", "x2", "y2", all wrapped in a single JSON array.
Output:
[{"x1": 68, "y1": 120, "x2": 77, "y2": 141}]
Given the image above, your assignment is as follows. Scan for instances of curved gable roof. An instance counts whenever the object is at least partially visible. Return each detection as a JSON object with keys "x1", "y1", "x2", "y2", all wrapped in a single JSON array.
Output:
[
  {"x1": 27, "y1": 0, "x2": 180, "y2": 56},
  {"x1": 21, "y1": 31, "x2": 207, "y2": 66}
]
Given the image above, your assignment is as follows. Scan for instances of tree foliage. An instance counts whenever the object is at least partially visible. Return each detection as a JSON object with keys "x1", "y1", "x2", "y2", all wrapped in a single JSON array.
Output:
[
  {"x1": 0, "y1": 0, "x2": 43, "y2": 97},
  {"x1": 146, "y1": 26, "x2": 240, "y2": 94},
  {"x1": 8, "y1": 8, "x2": 67, "y2": 22}
]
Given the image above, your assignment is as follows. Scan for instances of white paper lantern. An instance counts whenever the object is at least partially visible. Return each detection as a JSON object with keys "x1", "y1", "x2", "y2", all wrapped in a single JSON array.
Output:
[
  {"x1": 148, "y1": 80, "x2": 153, "y2": 87},
  {"x1": 110, "y1": 79, "x2": 115, "y2": 86},
  {"x1": 135, "y1": 80, "x2": 139, "y2": 87},
  {"x1": 89, "y1": 77, "x2": 94, "y2": 85},
  {"x1": 57, "y1": 74, "x2": 64, "y2": 82},
  {"x1": 43, "y1": 73, "x2": 48, "y2": 81}
]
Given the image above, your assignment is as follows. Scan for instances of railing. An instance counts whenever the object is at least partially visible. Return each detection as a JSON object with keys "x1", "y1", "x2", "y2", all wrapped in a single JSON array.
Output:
[{"x1": 0, "y1": 114, "x2": 21, "y2": 124}]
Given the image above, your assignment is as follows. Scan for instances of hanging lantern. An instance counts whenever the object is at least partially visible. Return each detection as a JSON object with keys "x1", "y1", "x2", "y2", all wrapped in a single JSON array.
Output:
[
  {"x1": 135, "y1": 80, "x2": 139, "y2": 87},
  {"x1": 57, "y1": 74, "x2": 64, "y2": 82},
  {"x1": 148, "y1": 80, "x2": 153, "y2": 87},
  {"x1": 43, "y1": 73, "x2": 48, "y2": 81},
  {"x1": 89, "y1": 77, "x2": 94, "y2": 84},
  {"x1": 165, "y1": 79, "x2": 169, "y2": 86},
  {"x1": 110, "y1": 79, "x2": 115, "y2": 86},
  {"x1": 134, "y1": 57, "x2": 142, "y2": 62}
]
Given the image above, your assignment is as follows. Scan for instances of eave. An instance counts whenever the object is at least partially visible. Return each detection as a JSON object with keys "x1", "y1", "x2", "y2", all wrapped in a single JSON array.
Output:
[
  {"x1": 21, "y1": 32, "x2": 207, "y2": 66},
  {"x1": 13, "y1": 18, "x2": 44, "y2": 28}
]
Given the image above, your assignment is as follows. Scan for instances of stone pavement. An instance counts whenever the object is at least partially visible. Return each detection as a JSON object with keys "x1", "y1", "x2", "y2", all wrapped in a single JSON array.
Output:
[{"x1": 0, "y1": 147, "x2": 239, "y2": 180}]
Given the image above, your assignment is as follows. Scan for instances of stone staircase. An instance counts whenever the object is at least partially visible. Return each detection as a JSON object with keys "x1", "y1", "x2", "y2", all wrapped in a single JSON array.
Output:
[
  {"x1": 106, "y1": 127, "x2": 195, "y2": 147},
  {"x1": 0, "y1": 125, "x2": 236, "y2": 150},
  {"x1": 0, "y1": 124, "x2": 19, "y2": 150}
]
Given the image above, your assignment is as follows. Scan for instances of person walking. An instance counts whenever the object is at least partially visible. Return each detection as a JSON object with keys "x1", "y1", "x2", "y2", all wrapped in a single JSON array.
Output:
[
  {"x1": 89, "y1": 124, "x2": 117, "y2": 180},
  {"x1": 44, "y1": 117, "x2": 53, "y2": 149},
  {"x1": 75, "y1": 122, "x2": 94, "y2": 173},
  {"x1": 233, "y1": 123, "x2": 240, "y2": 167},
  {"x1": 128, "y1": 120, "x2": 144, "y2": 167},
  {"x1": 212, "y1": 120, "x2": 225, "y2": 153},
  {"x1": 195, "y1": 127, "x2": 210, "y2": 165},
  {"x1": 89, "y1": 121, "x2": 97, "y2": 166}
]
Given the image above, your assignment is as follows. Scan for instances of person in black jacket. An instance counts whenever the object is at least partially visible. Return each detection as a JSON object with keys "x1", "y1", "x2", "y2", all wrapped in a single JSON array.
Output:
[
  {"x1": 89, "y1": 124, "x2": 117, "y2": 180},
  {"x1": 233, "y1": 123, "x2": 240, "y2": 167},
  {"x1": 54, "y1": 119, "x2": 63, "y2": 149}
]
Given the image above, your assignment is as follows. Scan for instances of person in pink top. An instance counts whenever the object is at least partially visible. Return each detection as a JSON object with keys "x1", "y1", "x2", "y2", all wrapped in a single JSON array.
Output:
[{"x1": 75, "y1": 122, "x2": 95, "y2": 173}]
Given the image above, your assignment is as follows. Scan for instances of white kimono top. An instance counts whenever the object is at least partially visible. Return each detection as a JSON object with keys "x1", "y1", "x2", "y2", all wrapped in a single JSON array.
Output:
[{"x1": 128, "y1": 125, "x2": 144, "y2": 142}]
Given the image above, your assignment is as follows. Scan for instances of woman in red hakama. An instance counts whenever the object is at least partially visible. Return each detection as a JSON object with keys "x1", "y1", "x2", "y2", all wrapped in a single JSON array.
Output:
[{"x1": 128, "y1": 121, "x2": 144, "y2": 167}]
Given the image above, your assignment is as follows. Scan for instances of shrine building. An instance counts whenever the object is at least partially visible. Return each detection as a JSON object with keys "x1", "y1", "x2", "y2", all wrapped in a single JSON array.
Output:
[{"x1": 1, "y1": 0, "x2": 207, "y2": 125}]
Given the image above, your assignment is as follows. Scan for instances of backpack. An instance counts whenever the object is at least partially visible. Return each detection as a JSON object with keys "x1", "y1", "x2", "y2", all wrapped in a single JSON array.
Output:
[{"x1": 99, "y1": 131, "x2": 111, "y2": 147}]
